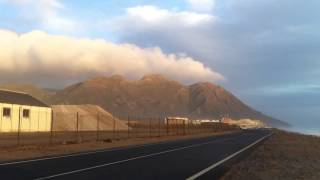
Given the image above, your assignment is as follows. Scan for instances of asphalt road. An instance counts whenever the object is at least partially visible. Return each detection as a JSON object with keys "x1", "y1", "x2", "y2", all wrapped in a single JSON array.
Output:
[{"x1": 0, "y1": 129, "x2": 272, "y2": 180}]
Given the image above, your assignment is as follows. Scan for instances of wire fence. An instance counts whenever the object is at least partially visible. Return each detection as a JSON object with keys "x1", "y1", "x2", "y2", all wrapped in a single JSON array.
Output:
[{"x1": 0, "y1": 112, "x2": 238, "y2": 147}]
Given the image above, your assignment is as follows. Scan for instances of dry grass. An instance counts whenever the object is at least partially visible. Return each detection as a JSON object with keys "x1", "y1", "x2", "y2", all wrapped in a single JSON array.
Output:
[{"x1": 221, "y1": 130, "x2": 320, "y2": 180}]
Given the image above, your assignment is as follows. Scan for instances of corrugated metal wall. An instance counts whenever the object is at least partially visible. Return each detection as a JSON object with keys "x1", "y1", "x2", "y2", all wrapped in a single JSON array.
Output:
[{"x1": 0, "y1": 103, "x2": 52, "y2": 132}]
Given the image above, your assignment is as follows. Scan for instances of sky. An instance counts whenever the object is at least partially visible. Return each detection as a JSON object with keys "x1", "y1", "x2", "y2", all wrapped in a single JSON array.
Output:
[{"x1": 0, "y1": 0, "x2": 319, "y2": 132}]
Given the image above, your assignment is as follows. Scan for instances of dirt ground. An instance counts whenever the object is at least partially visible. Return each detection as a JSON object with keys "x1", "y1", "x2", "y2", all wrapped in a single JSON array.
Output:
[
  {"x1": 221, "y1": 130, "x2": 320, "y2": 180},
  {"x1": 0, "y1": 130, "x2": 238, "y2": 163},
  {"x1": 0, "y1": 123, "x2": 237, "y2": 147}
]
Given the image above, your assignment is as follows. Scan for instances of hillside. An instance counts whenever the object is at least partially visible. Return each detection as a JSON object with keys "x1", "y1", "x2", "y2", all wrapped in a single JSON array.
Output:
[
  {"x1": 0, "y1": 83, "x2": 54, "y2": 103},
  {"x1": 49, "y1": 75, "x2": 288, "y2": 127}
]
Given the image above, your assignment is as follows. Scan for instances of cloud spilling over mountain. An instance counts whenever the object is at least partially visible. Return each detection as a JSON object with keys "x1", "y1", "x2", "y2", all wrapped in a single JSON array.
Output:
[{"x1": 0, "y1": 29, "x2": 224, "y2": 87}]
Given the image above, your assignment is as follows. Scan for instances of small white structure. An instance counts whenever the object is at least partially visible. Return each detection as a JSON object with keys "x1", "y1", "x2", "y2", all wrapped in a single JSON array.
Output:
[
  {"x1": 194, "y1": 119, "x2": 221, "y2": 124},
  {"x1": 0, "y1": 90, "x2": 52, "y2": 132},
  {"x1": 165, "y1": 117, "x2": 189, "y2": 125},
  {"x1": 222, "y1": 118, "x2": 265, "y2": 129}
]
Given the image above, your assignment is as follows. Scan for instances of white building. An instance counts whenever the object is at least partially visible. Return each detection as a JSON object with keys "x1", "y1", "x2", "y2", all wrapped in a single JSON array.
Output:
[
  {"x1": 0, "y1": 89, "x2": 52, "y2": 132},
  {"x1": 222, "y1": 118, "x2": 265, "y2": 129},
  {"x1": 194, "y1": 119, "x2": 221, "y2": 124},
  {"x1": 165, "y1": 117, "x2": 189, "y2": 125}
]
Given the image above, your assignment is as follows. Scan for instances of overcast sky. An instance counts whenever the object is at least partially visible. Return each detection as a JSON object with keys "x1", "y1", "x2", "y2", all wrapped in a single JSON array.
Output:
[{"x1": 0, "y1": 0, "x2": 319, "y2": 131}]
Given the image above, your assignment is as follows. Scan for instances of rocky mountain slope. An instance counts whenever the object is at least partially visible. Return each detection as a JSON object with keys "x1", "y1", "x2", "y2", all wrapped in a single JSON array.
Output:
[{"x1": 47, "y1": 75, "x2": 288, "y2": 127}]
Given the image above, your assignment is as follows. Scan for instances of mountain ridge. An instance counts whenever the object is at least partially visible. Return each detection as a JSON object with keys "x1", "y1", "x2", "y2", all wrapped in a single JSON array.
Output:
[
  {"x1": 0, "y1": 74, "x2": 289, "y2": 127},
  {"x1": 48, "y1": 74, "x2": 289, "y2": 127}
]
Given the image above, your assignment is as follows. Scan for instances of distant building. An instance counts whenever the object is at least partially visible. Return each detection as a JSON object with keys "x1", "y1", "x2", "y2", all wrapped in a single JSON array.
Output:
[
  {"x1": 0, "y1": 90, "x2": 52, "y2": 132},
  {"x1": 222, "y1": 118, "x2": 265, "y2": 129},
  {"x1": 165, "y1": 117, "x2": 189, "y2": 125},
  {"x1": 194, "y1": 119, "x2": 221, "y2": 124},
  {"x1": 221, "y1": 117, "x2": 233, "y2": 124}
]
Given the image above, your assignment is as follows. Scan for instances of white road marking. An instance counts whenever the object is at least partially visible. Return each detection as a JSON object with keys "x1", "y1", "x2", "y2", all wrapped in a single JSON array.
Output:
[
  {"x1": 34, "y1": 137, "x2": 233, "y2": 180},
  {"x1": 0, "y1": 143, "x2": 157, "y2": 166},
  {"x1": 0, "y1": 134, "x2": 223, "y2": 166},
  {"x1": 186, "y1": 132, "x2": 274, "y2": 180}
]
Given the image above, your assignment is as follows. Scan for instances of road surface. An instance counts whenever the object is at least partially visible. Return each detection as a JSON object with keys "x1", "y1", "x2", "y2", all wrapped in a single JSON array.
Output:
[{"x1": 0, "y1": 129, "x2": 272, "y2": 180}]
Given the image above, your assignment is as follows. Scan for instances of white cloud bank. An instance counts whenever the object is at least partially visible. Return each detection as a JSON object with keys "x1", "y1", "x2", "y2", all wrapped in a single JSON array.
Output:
[{"x1": 0, "y1": 29, "x2": 224, "y2": 87}]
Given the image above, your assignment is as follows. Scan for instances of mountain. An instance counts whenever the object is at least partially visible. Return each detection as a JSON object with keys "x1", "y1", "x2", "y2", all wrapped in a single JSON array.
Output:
[
  {"x1": 48, "y1": 74, "x2": 289, "y2": 127},
  {"x1": 0, "y1": 83, "x2": 55, "y2": 103}
]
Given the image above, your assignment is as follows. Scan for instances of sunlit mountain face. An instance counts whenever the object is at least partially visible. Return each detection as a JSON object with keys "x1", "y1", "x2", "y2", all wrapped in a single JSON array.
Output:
[{"x1": 0, "y1": 0, "x2": 319, "y2": 134}]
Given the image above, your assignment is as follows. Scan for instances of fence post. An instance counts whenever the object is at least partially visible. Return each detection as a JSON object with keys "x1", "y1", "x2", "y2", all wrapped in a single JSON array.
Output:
[
  {"x1": 201, "y1": 123, "x2": 203, "y2": 134},
  {"x1": 192, "y1": 120, "x2": 194, "y2": 134},
  {"x1": 76, "y1": 112, "x2": 79, "y2": 142},
  {"x1": 149, "y1": 118, "x2": 151, "y2": 138},
  {"x1": 183, "y1": 120, "x2": 186, "y2": 136},
  {"x1": 166, "y1": 118, "x2": 169, "y2": 136},
  {"x1": 50, "y1": 110, "x2": 54, "y2": 144},
  {"x1": 195, "y1": 121, "x2": 197, "y2": 134},
  {"x1": 187, "y1": 120, "x2": 190, "y2": 135},
  {"x1": 127, "y1": 116, "x2": 130, "y2": 139},
  {"x1": 158, "y1": 118, "x2": 161, "y2": 137},
  {"x1": 176, "y1": 119, "x2": 179, "y2": 135},
  {"x1": 113, "y1": 114, "x2": 116, "y2": 139},
  {"x1": 17, "y1": 107, "x2": 21, "y2": 146},
  {"x1": 96, "y1": 113, "x2": 100, "y2": 141}
]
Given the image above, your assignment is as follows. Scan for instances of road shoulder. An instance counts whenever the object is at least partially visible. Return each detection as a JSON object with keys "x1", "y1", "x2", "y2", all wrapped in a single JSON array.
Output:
[{"x1": 221, "y1": 129, "x2": 320, "y2": 180}]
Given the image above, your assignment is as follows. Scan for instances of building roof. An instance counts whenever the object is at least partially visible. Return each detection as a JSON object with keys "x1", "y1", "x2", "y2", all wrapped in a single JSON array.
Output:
[{"x1": 0, "y1": 89, "x2": 49, "y2": 107}]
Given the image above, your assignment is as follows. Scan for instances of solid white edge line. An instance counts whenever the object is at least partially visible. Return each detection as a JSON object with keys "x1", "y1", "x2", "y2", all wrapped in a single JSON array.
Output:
[
  {"x1": 0, "y1": 134, "x2": 225, "y2": 166},
  {"x1": 34, "y1": 138, "x2": 233, "y2": 180},
  {"x1": 1, "y1": 131, "x2": 245, "y2": 166},
  {"x1": 0, "y1": 142, "x2": 157, "y2": 166},
  {"x1": 186, "y1": 132, "x2": 274, "y2": 180}
]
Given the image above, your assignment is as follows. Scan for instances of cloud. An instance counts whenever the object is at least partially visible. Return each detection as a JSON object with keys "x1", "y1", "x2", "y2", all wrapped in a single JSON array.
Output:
[
  {"x1": 8, "y1": 0, "x2": 63, "y2": 9},
  {"x1": 108, "y1": 1, "x2": 320, "y2": 125},
  {"x1": 110, "y1": 5, "x2": 216, "y2": 31},
  {"x1": 255, "y1": 84, "x2": 320, "y2": 95},
  {"x1": 0, "y1": 29, "x2": 224, "y2": 87},
  {"x1": 187, "y1": 0, "x2": 215, "y2": 12},
  {"x1": 110, "y1": 1, "x2": 320, "y2": 89},
  {"x1": 109, "y1": 5, "x2": 217, "y2": 60},
  {"x1": 3, "y1": 0, "x2": 78, "y2": 33}
]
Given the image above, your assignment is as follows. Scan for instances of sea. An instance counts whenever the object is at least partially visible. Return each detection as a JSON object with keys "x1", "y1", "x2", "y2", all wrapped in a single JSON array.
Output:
[{"x1": 283, "y1": 126, "x2": 320, "y2": 137}]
